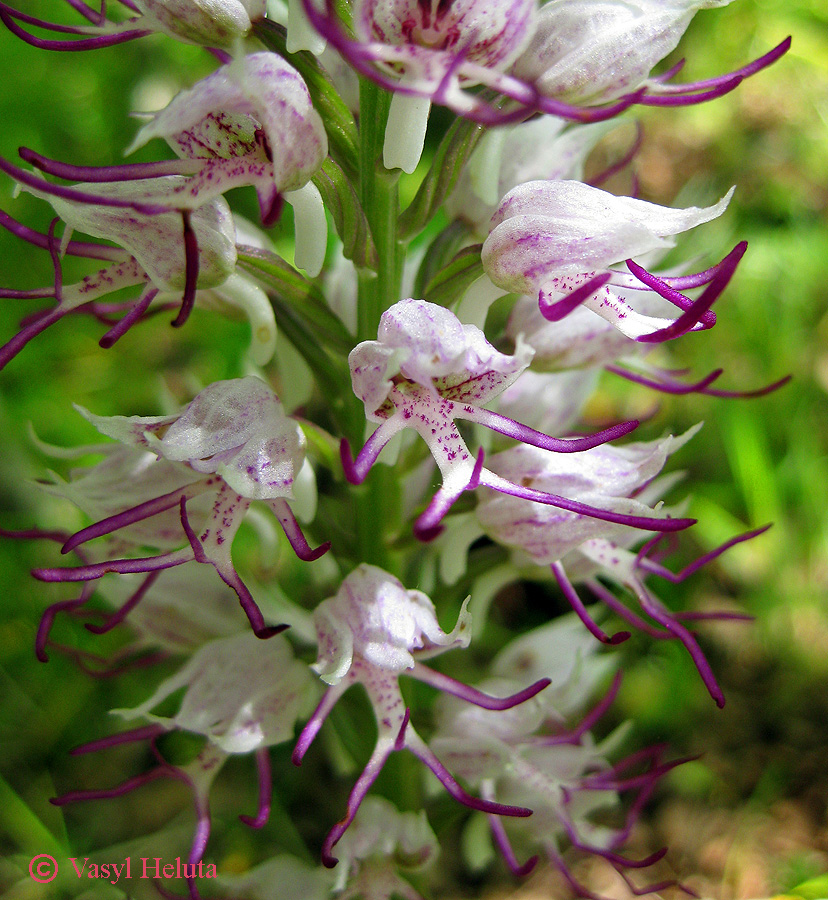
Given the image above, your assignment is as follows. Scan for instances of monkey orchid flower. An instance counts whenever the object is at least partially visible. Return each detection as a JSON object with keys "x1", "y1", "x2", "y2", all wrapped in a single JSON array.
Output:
[
  {"x1": 124, "y1": 52, "x2": 329, "y2": 272},
  {"x1": 301, "y1": 0, "x2": 540, "y2": 172},
  {"x1": 342, "y1": 299, "x2": 695, "y2": 541},
  {"x1": 292, "y1": 564, "x2": 552, "y2": 867},
  {"x1": 0, "y1": 174, "x2": 240, "y2": 372},
  {"x1": 13, "y1": 52, "x2": 328, "y2": 275},
  {"x1": 299, "y1": 0, "x2": 787, "y2": 154},
  {"x1": 512, "y1": 0, "x2": 790, "y2": 109},
  {"x1": 52, "y1": 631, "x2": 314, "y2": 899},
  {"x1": 481, "y1": 179, "x2": 746, "y2": 343},
  {"x1": 32, "y1": 377, "x2": 329, "y2": 639}
]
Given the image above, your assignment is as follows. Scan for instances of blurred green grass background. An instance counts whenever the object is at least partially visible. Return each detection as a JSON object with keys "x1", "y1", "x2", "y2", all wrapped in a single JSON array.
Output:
[{"x1": 0, "y1": 2, "x2": 827, "y2": 897}]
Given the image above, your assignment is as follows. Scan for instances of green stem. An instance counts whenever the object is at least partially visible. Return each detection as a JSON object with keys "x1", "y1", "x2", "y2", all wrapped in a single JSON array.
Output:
[
  {"x1": 351, "y1": 77, "x2": 404, "y2": 571},
  {"x1": 356, "y1": 80, "x2": 402, "y2": 342}
]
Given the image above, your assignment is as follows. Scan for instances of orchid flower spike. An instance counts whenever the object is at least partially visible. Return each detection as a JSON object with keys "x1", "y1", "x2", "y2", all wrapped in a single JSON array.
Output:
[
  {"x1": 292, "y1": 564, "x2": 552, "y2": 867},
  {"x1": 126, "y1": 52, "x2": 329, "y2": 273},
  {"x1": 512, "y1": 0, "x2": 786, "y2": 107},
  {"x1": 482, "y1": 179, "x2": 744, "y2": 343},
  {"x1": 33, "y1": 377, "x2": 330, "y2": 639},
  {"x1": 0, "y1": 0, "x2": 266, "y2": 52},
  {"x1": 343, "y1": 298, "x2": 694, "y2": 541}
]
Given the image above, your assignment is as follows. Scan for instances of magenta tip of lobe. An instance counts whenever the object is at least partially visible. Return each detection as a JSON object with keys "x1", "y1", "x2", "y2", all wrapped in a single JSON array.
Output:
[
  {"x1": 255, "y1": 623, "x2": 290, "y2": 639},
  {"x1": 300, "y1": 540, "x2": 331, "y2": 562},
  {"x1": 339, "y1": 438, "x2": 361, "y2": 484},
  {"x1": 414, "y1": 522, "x2": 444, "y2": 542},
  {"x1": 607, "y1": 630, "x2": 632, "y2": 645},
  {"x1": 514, "y1": 855, "x2": 538, "y2": 878}
]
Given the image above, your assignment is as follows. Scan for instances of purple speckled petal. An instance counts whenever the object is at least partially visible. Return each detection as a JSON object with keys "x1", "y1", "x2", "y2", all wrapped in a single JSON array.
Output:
[
  {"x1": 152, "y1": 377, "x2": 307, "y2": 501},
  {"x1": 129, "y1": 52, "x2": 327, "y2": 195}
]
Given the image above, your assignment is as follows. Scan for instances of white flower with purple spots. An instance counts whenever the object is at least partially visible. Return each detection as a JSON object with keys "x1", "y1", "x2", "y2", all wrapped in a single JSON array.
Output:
[
  {"x1": 51, "y1": 631, "x2": 313, "y2": 893},
  {"x1": 301, "y1": 0, "x2": 538, "y2": 172},
  {"x1": 33, "y1": 377, "x2": 329, "y2": 639},
  {"x1": 293, "y1": 564, "x2": 551, "y2": 867},
  {"x1": 343, "y1": 298, "x2": 693, "y2": 541},
  {"x1": 0, "y1": 172, "x2": 241, "y2": 371},
  {"x1": 482, "y1": 179, "x2": 746, "y2": 344},
  {"x1": 431, "y1": 621, "x2": 687, "y2": 891},
  {"x1": 127, "y1": 52, "x2": 329, "y2": 272}
]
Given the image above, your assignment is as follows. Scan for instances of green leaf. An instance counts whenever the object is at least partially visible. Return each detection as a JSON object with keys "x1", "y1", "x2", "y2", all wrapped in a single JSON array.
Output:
[
  {"x1": 0, "y1": 773, "x2": 65, "y2": 857},
  {"x1": 788, "y1": 873, "x2": 828, "y2": 900},
  {"x1": 313, "y1": 158, "x2": 378, "y2": 270},
  {"x1": 252, "y1": 19, "x2": 359, "y2": 177},
  {"x1": 236, "y1": 245, "x2": 353, "y2": 353},
  {"x1": 398, "y1": 116, "x2": 485, "y2": 241},
  {"x1": 412, "y1": 220, "x2": 470, "y2": 298},
  {"x1": 423, "y1": 243, "x2": 484, "y2": 308}
]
